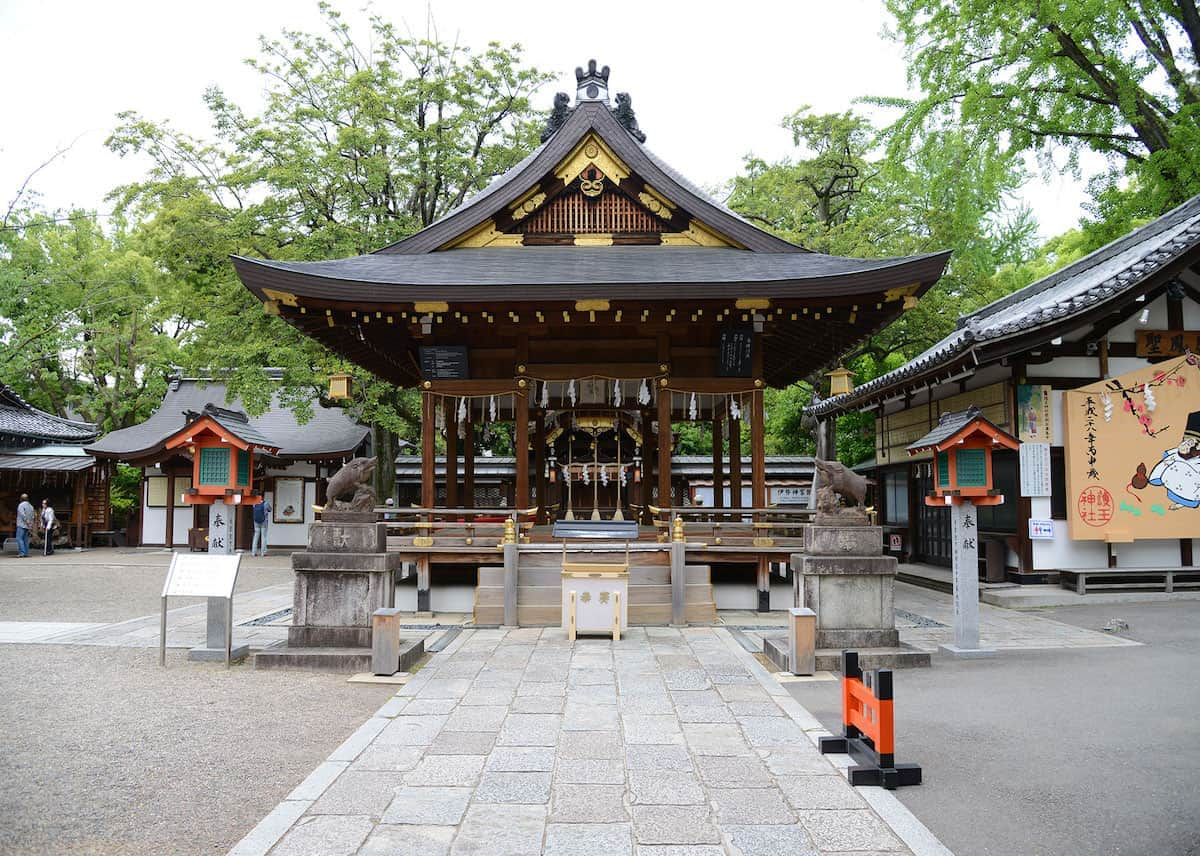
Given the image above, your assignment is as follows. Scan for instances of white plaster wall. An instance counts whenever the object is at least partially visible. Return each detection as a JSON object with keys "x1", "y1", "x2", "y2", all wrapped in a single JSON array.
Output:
[
  {"x1": 140, "y1": 480, "x2": 194, "y2": 545},
  {"x1": 692, "y1": 486, "x2": 754, "y2": 507}
]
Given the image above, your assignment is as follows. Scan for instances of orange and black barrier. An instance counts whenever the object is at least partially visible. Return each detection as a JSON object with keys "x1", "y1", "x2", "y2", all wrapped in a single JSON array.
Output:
[{"x1": 819, "y1": 650, "x2": 922, "y2": 789}]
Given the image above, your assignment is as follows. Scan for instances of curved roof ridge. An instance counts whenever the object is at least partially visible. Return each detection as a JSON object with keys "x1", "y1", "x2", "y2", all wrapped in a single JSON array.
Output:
[{"x1": 372, "y1": 101, "x2": 802, "y2": 255}]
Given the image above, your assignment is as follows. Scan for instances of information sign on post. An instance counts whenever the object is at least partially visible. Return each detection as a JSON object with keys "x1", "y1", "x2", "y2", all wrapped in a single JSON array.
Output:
[
  {"x1": 160, "y1": 552, "x2": 242, "y2": 666},
  {"x1": 1019, "y1": 442, "x2": 1053, "y2": 497}
]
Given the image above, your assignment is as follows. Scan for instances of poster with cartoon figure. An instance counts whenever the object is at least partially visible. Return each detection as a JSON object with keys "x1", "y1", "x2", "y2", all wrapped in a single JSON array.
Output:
[{"x1": 1065, "y1": 353, "x2": 1200, "y2": 540}]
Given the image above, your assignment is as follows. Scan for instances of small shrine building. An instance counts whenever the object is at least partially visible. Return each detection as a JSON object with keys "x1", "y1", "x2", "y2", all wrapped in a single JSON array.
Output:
[{"x1": 231, "y1": 62, "x2": 950, "y2": 614}]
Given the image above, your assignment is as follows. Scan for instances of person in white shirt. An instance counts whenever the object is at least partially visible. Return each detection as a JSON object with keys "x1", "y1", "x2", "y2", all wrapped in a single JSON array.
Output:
[{"x1": 39, "y1": 499, "x2": 57, "y2": 556}]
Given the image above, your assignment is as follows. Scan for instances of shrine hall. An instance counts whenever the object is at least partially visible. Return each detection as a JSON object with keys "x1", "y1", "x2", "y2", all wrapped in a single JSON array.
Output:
[{"x1": 232, "y1": 61, "x2": 950, "y2": 620}]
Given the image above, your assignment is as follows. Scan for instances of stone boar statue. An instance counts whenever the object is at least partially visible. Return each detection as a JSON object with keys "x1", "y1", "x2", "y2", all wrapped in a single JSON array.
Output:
[
  {"x1": 326, "y1": 456, "x2": 378, "y2": 512},
  {"x1": 813, "y1": 458, "x2": 870, "y2": 510}
]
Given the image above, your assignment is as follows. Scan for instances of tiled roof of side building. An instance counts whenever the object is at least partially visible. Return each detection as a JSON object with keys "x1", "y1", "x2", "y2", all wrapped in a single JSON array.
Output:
[
  {"x1": 0, "y1": 384, "x2": 98, "y2": 444},
  {"x1": 808, "y1": 193, "x2": 1200, "y2": 417},
  {"x1": 86, "y1": 378, "x2": 368, "y2": 461}
]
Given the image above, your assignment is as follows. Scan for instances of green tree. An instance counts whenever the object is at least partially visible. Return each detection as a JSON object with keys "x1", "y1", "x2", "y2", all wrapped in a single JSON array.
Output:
[
  {"x1": 103, "y1": 5, "x2": 552, "y2": 494},
  {"x1": 883, "y1": 0, "x2": 1200, "y2": 227},
  {"x1": 0, "y1": 208, "x2": 185, "y2": 431}
]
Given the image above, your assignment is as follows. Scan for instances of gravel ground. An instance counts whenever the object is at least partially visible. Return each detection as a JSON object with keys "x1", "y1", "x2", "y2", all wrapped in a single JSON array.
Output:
[
  {"x1": 0, "y1": 643, "x2": 394, "y2": 855},
  {"x1": 0, "y1": 549, "x2": 295, "y2": 623}
]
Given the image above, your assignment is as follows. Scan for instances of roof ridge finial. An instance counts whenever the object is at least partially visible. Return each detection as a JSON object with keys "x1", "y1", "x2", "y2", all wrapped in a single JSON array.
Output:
[{"x1": 575, "y1": 58, "x2": 611, "y2": 106}]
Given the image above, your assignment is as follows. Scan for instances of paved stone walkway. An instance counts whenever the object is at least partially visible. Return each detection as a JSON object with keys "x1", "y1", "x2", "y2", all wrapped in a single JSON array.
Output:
[{"x1": 231, "y1": 627, "x2": 947, "y2": 855}]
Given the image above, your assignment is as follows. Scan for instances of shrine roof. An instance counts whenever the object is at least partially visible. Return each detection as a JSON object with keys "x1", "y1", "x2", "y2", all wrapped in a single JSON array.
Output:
[
  {"x1": 0, "y1": 383, "x2": 98, "y2": 445},
  {"x1": 809, "y1": 193, "x2": 1200, "y2": 417},
  {"x1": 87, "y1": 376, "x2": 368, "y2": 463},
  {"x1": 232, "y1": 246, "x2": 950, "y2": 302}
]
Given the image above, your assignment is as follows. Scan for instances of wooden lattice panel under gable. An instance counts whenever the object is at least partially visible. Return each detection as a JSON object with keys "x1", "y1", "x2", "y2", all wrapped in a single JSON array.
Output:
[{"x1": 521, "y1": 183, "x2": 665, "y2": 235}]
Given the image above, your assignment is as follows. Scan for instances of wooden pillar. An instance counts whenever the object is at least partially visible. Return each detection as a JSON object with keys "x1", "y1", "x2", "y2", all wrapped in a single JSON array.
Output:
[
  {"x1": 515, "y1": 389, "x2": 530, "y2": 510},
  {"x1": 534, "y1": 411, "x2": 546, "y2": 524},
  {"x1": 421, "y1": 391, "x2": 435, "y2": 508},
  {"x1": 658, "y1": 386, "x2": 672, "y2": 511},
  {"x1": 463, "y1": 409, "x2": 475, "y2": 509},
  {"x1": 445, "y1": 411, "x2": 459, "y2": 509},
  {"x1": 165, "y1": 469, "x2": 176, "y2": 549},
  {"x1": 640, "y1": 409, "x2": 654, "y2": 523},
  {"x1": 729, "y1": 416, "x2": 742, "y2": 509},
  {"x1": 712, "y1": 414, "x2": 724, "y2": 509}
]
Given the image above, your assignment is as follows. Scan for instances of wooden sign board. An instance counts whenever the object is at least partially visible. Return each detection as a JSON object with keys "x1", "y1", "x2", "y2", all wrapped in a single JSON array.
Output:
[
  {"x1": 1064, "y1": 354, "x2": 1200, "y2": 540},
  {"x1": 717, "y1": 323, "x2": 754, "y2": 377},
  {"x1": 419, "y1": 346, "x2": 470, "y2": 379},
  {"x1": 1136, "y1": 330, "x2": 1200, "y2": 358}
]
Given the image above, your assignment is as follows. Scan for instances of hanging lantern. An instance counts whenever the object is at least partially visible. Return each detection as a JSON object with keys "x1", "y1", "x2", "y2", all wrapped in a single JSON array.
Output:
[
  {"x1": 328, "y1": 372, "x2": 353, "y2": 401},
  {"x1": 826, "y1": 365, "x2": 856, "y2": 397}
]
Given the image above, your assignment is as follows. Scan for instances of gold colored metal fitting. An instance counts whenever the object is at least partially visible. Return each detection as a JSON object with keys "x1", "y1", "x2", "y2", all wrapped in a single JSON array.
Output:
[
  {"x1": 422, "y1": 381, "x2": 432, "y2": 390},
  {"x1": 672, "y1": 517, "x2": 685, "y2": 543},
  {"x1": 517, "y1": 364, "x2": 527, "y2": 374},
  {"x1": 659, "y1": 378, "x2": 669, "y2": 387},
  {"x1": 518, "y1": 378, "x2": 527, "y2": 389},
  {"x1": 502, "y1": 518, "x2": 517, "y2": 545},
  {"x1": 754, "y1": 379, "x2": 763, "y2": 388}
]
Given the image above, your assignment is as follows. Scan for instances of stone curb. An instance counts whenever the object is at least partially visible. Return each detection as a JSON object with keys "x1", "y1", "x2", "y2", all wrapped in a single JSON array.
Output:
[{"x1": 713, "y1": 627, "x2": 953, "y2": 856}]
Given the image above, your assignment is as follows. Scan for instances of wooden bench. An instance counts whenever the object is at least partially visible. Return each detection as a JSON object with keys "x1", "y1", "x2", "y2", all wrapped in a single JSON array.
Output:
[{"x1": 1059, "y1": 567, "x2": 1200, "y2": 595}]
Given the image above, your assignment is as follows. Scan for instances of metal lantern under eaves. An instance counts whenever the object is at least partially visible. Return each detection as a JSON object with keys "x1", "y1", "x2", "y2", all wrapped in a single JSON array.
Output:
[{"x1": 329, "y1": 372, "x2": 353, "y2": 401}]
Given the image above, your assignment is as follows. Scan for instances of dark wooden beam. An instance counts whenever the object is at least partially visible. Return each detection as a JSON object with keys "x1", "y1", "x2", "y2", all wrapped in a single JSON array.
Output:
[{"x1": 421, "y1": 392, "x2": 435, "y2": 508}]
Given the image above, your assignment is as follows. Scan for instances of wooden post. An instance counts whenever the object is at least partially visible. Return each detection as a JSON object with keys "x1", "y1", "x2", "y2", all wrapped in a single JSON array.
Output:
[
  {"x1": 445, "y1": 413, "x2": 459, "y2": 509},
  {"x1": 641, "y1": 408, "x2": 654, "y2": 524},
  {"x1": 534, "y1": 411, "x2": 546, "y2": 524},
  {"x1": 751, "y1": 389, "x2": 766, "y2": 508},
  {"x1": 729, "y1": 417, "x2": 742, "y2": 509},
  {"x1": 658, "y1": 386, "x2": 672, "y2": 512},
  {"x1": 165, "y1": 469, "x2": 176, "y2": 549},
  {"x1": 421, "y1": 391, "x2": 435, "y2": 509},
  {"x1": 515, "y1": 388, "x2": 530, "y2": 510},
  {"x1": 463, "y1": 409, "x2": 475, "y2": 508},
  {"x1": 712, "y1": 414, "x2": 724, "y2": 509}
]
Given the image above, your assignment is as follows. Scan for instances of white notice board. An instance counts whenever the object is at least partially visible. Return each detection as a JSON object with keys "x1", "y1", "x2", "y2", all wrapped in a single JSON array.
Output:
[
  {"x1": 1019, "y1": 442, "x2": 1053, "y2": 498},
  {"x1": 162, "y1": 552, "x2": 241, "y2": 598}
]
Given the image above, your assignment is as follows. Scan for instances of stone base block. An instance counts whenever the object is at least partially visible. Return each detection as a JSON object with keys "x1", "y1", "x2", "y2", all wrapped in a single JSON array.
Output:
[
  {"x1": 256, "y1": 638, "x2": 425, "y2": 674},
  {"x1": 792, "y1": 554, "x2": 897, "y2": 576},
  {"x1": 815, "y1": 645, "x2": 931, "y2": 670},
  {"x1": 938, "y1": 644, "x2": 998, "y2": 659},
  {"x1": 292, "y1": 552, "x2": 401, "y2": 572},
  {"x1": 817, "y1": 627, "x2": 900, "y2": 648},
  {"x1": 320, "y1": 510, "x2": 377, "y2": 524},
  {"x1": 308, "y1": 521, "x2": 387, "y2": 553},
  {"x1": 289, "y1": 625, "x2": 372, "y2": 648},
  {"x1": 803, "y1": 525, "x2": 884, "y2": 557},
  {"x1": 188, "y1": 643, "x2": 250, "y2": 663}
]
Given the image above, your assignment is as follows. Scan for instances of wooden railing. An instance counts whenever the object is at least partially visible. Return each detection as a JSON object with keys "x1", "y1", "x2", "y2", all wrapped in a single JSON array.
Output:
[
  {"x1": 647, "y1": 505, "x2": 812, "y2": 546},
  {"x1": 372, "y1": 506, "x2": 538, "y2": 548}
]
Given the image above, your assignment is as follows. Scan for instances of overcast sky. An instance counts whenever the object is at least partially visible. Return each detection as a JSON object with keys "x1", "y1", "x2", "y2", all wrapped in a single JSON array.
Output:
[{"x1": 1, "y1": 0, "x2": 1093, "y2": 239}]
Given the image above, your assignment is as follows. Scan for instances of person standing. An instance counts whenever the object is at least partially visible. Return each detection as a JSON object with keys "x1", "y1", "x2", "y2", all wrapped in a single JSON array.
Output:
[
  {"x1": 40, "y1": 499, "x2": 57, "y2": 556},
  {"x1": 251, "y1": 498, "x2": 272, "y2": 557},
  {"x1": 15, "y1": 494, "x2": 34, "y2": 558}
]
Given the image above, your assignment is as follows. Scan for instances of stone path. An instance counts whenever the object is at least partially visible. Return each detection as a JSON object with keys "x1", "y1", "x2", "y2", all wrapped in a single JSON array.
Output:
[
  {"x1": 891, "y1": 585, "x2": 1142, "y2": 653},
  {"x1": 231, "y1": 627, "x2": 947, "y2": 855}
]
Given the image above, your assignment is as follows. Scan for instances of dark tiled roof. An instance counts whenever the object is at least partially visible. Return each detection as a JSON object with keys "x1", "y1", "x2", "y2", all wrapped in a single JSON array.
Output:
[
  {"x1": 232, "y1": 246, "x2": 949, "y2": 297},
  {"x1": 0, "y1": 384, "x2": 98, "y2": 444},
  {"x1": 182, "y1": 404, "x2": 279, "y2": 450},
  {"x1": 87, "y1": 379, "x2": 368, "y2": 461},
  {"x1": 907, "y1": 407, "x2": 983, "y2": 452},
  {"x1": 809, "y1": 193, "x2": 1200, "y2": 417},
  {"x1": 0, "y1": 453, "x2": 96, "y2": 472}
]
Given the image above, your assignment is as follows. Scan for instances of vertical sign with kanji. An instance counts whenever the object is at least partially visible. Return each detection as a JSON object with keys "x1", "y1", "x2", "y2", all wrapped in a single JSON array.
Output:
[
  {"x1": 948, "y1": 502, "x2": 987, "y2": 653},
  {"x1": 209, "y1": 500, "x2": 234, "y2": 555}
]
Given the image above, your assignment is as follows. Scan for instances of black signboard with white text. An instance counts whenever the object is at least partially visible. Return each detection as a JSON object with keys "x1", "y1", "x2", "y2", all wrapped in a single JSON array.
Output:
[
  {"x1": 717, "y1": 323, "x2": 754, "y2": 377},
  {"x1": 419, "y1": 346, "x2": 470, "y2": 379}
]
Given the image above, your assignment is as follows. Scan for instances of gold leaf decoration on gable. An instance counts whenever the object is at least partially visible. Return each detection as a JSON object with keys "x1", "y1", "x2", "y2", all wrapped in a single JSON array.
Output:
[
  {"x1": 555, "y1": 132, "x2": 631, "y2": 187},
  {"x1": 661, "y1": 220, "x2": 740, "y2": 248},
  {"x1": 638, "y1": 190, "x2": 674, "y2": 220},
  {"x1": 509, "y1": 189, "x2": 547, "y2": 221},
  {"x1": 444, "y1": 220, "x2": 526, "y2": 248}
]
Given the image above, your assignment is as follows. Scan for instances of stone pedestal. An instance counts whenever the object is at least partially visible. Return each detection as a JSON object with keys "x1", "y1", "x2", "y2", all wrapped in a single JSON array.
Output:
[
  {"x1": 187, "y1": 596, "x2": 249, "y2": 662},
  {"x1": 208, "y1": 499, "x2": 234, "y2": 555},
  {"x1": 288, "y1": 512, "x2": 398, "y2": 648},
  {"x1": 792, "y1": 524, "x2": 899, "y2": 649}
]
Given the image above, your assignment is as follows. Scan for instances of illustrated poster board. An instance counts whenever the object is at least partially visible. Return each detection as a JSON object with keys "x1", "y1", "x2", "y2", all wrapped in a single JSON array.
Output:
[
  {"x1": 1016, "y1": 384, "x2": 1052, "y2": 442},
  {"x1": 1063, "y1": 354, "x2": 1200, "y2": 540},
  {"x1": 273, "y1": 478, "x2": 305, "y2": 523}
]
